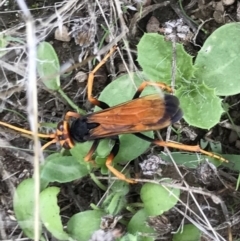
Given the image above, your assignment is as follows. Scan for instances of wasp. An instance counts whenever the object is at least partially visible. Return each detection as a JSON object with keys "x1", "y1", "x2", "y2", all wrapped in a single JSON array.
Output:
[{"x1": 0, "y1": 46, "x2": 227, "y2": 183}]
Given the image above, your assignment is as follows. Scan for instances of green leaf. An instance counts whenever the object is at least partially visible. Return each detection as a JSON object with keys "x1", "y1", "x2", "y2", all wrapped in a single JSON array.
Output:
[
  {"x1": 200, "y1": 139, "x2": 209, "y2": 149},
  {"x1": 110, "y1": 179, "x2": 130, "y2": 195},
  {"x1": 70, "y1": 142, "x2": 93, "y2": 164},
  {"x1": 40, "y1": 187, "x2": 69, "y2": 240},
  {"x1": 13, "y1": 178, "x2": 42, "y2": 239},
  {"x1": 195, "y1": 23, "x2": 240, "y2": 96},
  {"x1": 160, "y1": 152, "x2": 240, "y2": 172},
  {"x1": 67, "y1": 210, "x2": 104, "y2": 241},
  {"x1": 209, "y1": 141, "x2": 222, "y2": 154},
  {"x1": 114, "y1": 133, "x2": 153, "y2": 163},
  {"x1": 160, "y1": 152, "x2": 202, "y2": 168},
  {"x1": 159, "y1": 152, "x2": 221, "y2": 169},
  {"x1": 96, "y1": 73, "x2": 159, "y2": 105},
  {"x1": 96, "y1": 139, "x2": 111, "y2": 157},
  {"x1": 40, "y1": 153, "x2": 89, "y2": 185},
  {"x1": 102, "y1": 180, "x2": 129, "y2": 215},
  {"x1": 176, "y1": 83, "x2": 224, "y2": 129},
  {"x1": 96, "y1": 133, "x2": 153, "y2": 164},
  {"x1": 103, "y1": 192, "x2": 127, "y2": 215},
  {"x1": 120, "y1": 233, "x2": 138, "y2": 241},
  {"x1": 140, "y1": 183, "x2": 180, "y2": 216},
  {"x1": 37, "y1": 42, "x2": 60, "y2": 90},
  {"x1": 137, "y1": 33, "x2": 195, "y2": 85},
  {"x1": 173, "y1": 224, "x2": 201, "y2": 241},
  {"x1": 95, "y1": 156, "x2": 108, "y2": 174},
  {"x1": 128, "y1": 209, "x2": 156, "y2": 241},
  {"x1": 222, "y1": 154, "x2": 240, "y2": 172},
  {"x1": 95, "y1": 73, "x2": 155, "y2": 163}
]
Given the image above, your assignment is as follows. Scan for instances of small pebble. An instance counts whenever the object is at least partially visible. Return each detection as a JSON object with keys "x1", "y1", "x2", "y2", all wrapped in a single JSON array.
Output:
[{"x1": 222, "y1": 0, "x2": 235, "y2": 6}]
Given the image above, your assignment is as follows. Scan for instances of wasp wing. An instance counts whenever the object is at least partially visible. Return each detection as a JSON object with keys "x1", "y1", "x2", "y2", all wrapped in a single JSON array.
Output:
[{"x1": 86, "y1": 94, "x2": 182, "y2": 139}]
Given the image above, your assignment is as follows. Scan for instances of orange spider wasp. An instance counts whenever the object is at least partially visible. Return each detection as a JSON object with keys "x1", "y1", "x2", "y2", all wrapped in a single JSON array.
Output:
[{"x1": 0, "y1": 46, "x2": 227, "y2": 183}]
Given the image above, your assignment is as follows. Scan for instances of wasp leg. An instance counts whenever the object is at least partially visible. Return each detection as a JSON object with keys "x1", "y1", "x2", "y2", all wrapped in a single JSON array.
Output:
[
  {"x1": 133, "y1": 81, "x2": 173, "y2": 99},
  {"x1": 41, "y1": 139, "x2": 57, "y2": 150},
  {"x1": 105, "y1": 137, "x2": 136, "y2": 184},
  {"x1": 134, "y1": 133, "x2": 227, "y2": 163},
  {"x1": 87, "y1": 46, "x2": 117, "y2": 109},
  {"x1": 84, "y1": 139, "x2": 100, "y2": 163},
  {"x1": 154, "y1": 140, "x2": 228, "y2": 162},
  {"x1": 65, "y1": 111, "x2": 81, "y2": 121}
]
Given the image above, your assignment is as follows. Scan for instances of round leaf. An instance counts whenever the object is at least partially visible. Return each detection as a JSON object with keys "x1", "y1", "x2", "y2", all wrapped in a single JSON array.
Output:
[
  {"x1": 173, "y1": 224, "x2": 201, "y2": 241},
  {"x1": 195, "y1": 23, "x2": 240, "y2": 96},
  {"x1": 13, "y1": 178, "x2": 41, "y2": 239},
  {"x1": 67, "y1": 210, "x2": 104, "y2": 241},
  {"x1": 176, "y1": 83, "x2": 224, "y2": 129},
  {"x1": 40, "y1": 187, "x2": 69, "y2": 240},
  {"x1": 128, "y1": 209, "x2": 156, "y2": 241},
  {"x1": 141, "y1": 183, "x2": 180, "y2": 216},
  {"x1": 137, "y1": 33, "x2": 194, "y2": 84},
  {"x1": 37, "y1": 42, "x2": 60, "y2": 90}
]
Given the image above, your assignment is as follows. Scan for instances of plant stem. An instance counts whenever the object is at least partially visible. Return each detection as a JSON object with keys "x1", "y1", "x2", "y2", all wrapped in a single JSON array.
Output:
[
  {"x1": 58, "y1": 88, "x2": 85, "y2": 114},
  {"x1": 90, "y1": 173, "x2": 107, "y2": 191}
]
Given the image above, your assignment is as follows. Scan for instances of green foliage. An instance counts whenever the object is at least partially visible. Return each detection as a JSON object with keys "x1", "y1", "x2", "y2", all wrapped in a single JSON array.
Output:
[
  {"x1": 36, "y1": 42, "x2": 84, "y2": 113},
  {"x1": 37, "y1": 42, "x2": 60, "y2": 90},
  {"x1": 40, "y1": 187, "x2": 69, "y2": 240},
  {"x1": 159, "y1": 152, "x2": 220, "y2": 168},
  {"x1": 67, "y1": 210, "x2": 104, "y2": 241},
  {"x1": 128, "y1": 209, "x2": 156, "y2": 241},
  {"x1": 173, "y1": 224, "x2": 201, "y2": 241},
  {"x1": 13, "y1": 179, "x2": 42, "y2": 240},
  {"x1": 103, "y1": 192, "x2": 127, "y2": 215},
  {"x1": 137, "y1": 23, "x2": 240, "y2": 128},
  {"x1": 14, "y1": 180, "x2": 69, "y2": 240},
  {"x1": 175, "y1": 83, "x2": 223, "y2": 128},
  {"x1": 70, "y1": 142, "x2": 94, "y2": 161},
  {"x1": 40, "y1": 153, "x2": 89, "y2": 188},
  {"x1": 137, "y1": 33, "x2": 194, "y2": 84},
  {"x1": 195, "y1": 23, "x2": 240, "y2": 96},
  {"x1": 160, "y1": 152, "x2": 240, "y2": 172},
  {"x1": 102, "y1": 180, "x2": 129, "y2": 215},
  {"x1": 137, "y1": 33, "x2": 221, "y2": 129},
  {"x1": 141, "y1": 183, "x2": 180, "y2": 216},
  {"x1": 0, "y1": 35, "x2": 23, "y2": 58},
  {"x1": 120, "y1": 233, "x2": 138, "y2": 241}
]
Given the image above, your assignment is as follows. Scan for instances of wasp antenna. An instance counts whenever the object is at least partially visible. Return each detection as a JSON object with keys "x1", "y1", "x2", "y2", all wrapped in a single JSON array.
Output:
[
  {"x1": 41, "y1": 139, "x2": 58, "y2": 150},
  {"x1": 0, "y1": 121, "x2": 55, "y2": 139}
]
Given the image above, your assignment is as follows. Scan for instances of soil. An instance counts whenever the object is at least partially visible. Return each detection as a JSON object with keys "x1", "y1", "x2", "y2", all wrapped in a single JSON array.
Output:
[{"x1": 1, "y1": 0, "x2": 240, "y2": 240}]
